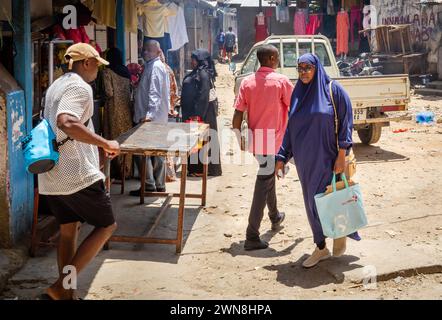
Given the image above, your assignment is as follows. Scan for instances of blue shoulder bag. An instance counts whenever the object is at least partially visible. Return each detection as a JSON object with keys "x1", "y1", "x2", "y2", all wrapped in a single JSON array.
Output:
[{"x1": 21, "y1": 118, "x2": 89, "y2": 174}]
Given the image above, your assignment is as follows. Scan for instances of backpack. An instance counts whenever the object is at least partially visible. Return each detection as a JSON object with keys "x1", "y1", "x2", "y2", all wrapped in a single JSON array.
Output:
[
  {"x1": 217, "y1": 32, "x2": 225, "y2": 44},
  {"x1": 21, "y1": 118, "x2": 90, "y2": 174},
  {"x1": 225, "y1": 32, "x2": 236, "y2": 47}
]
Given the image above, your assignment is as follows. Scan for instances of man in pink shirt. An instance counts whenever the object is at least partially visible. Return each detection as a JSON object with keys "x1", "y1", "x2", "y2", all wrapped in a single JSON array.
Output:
[{"x1": 232, "y1": 45, "x2": 294, "y2": 250}]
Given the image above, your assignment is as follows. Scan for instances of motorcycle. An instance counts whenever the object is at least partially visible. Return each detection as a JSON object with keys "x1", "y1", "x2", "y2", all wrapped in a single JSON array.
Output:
[{"x1": 338, "y1": 52, "x2": 383, "y2": 77}]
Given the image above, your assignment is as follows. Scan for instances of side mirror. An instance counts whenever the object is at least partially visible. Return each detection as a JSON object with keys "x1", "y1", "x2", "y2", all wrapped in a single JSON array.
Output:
[{"x1": 234, "y1": 70, "x2": 240, "y2": 76}]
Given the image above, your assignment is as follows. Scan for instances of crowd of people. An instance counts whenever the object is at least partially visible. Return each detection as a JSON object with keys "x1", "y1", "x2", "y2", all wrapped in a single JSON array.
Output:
[{"x1": 38, "y1": 37, "x2": 359, "y2": 299}]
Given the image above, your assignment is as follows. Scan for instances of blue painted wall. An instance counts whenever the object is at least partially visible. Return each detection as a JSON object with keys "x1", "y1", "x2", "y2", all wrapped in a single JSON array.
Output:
[{"x1": 6, "y1": 90, "x2": 33, "y2": 244}]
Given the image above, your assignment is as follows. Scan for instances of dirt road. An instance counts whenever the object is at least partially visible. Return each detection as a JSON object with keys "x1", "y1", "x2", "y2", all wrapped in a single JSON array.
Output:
[{"x1": 1, "y1": 63, "x2": 442, "y2": 300}]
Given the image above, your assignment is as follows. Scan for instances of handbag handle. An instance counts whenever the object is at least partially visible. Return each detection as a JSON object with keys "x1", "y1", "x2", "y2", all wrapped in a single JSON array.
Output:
[
  {"x1": 328, "y1": 80, "x2": 339, "y2": 152},
  {"x1": 331, "y1": 173, "x2": 349, "y2": 193}
]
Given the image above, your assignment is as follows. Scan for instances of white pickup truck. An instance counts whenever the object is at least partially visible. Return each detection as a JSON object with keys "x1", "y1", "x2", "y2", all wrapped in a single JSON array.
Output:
[{"x1": 234, "y1": 35, "x2": 411, "y2": 145}]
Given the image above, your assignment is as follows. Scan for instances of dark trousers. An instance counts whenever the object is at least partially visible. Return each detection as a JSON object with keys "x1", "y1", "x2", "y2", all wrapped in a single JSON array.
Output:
[
  {"x1": 246, "y1": 155, "x2": 280, "y2": 241},
  {"x1": 134, "y1": 155, "x2": 166, "y2": 190}
]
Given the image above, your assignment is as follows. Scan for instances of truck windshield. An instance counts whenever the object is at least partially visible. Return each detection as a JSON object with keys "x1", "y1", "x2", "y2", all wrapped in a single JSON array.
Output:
[
  {"x1": 283, "y1": 42, "x2": 331, "y2": 67},
  {"x1": 241, "y1": 45, "x2": 281, "y2": 74},
  {"x1": 241, "y1": 48, "x2": 258, "y2": 74}
]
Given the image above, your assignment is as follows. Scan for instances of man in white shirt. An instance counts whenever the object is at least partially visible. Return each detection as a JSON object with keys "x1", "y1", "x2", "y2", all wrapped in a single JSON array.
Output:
[
  {"x1": 131, "y1": 40, "x2": 170, "y2": 196},
  {"x1": 39, "y1": 43, "x2": 120, "y2": 300}
]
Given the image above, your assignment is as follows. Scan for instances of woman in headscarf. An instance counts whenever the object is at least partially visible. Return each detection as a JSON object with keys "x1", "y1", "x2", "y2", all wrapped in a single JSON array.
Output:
[
  {"x1": 102, "y1": 47, "x2": 133, "y2": 179},
  {"x1": 181, "y1": 49, "x2": 222, "y2": 177},
  {"x1": 275, "y1": 53, "x2": 360, "y2": 268}
]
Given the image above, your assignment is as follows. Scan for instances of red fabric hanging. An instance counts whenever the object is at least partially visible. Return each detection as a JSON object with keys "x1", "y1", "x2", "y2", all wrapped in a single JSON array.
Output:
[
  {"x1": 65, "y1": 26, "x2": 90, "y2": 44},
  {"x1": 336, "y1": 11, "x2": 350, "y2": 55},
  {"x1": 255, "y1": 15, "x2": 269, "y2": 43},
  {"x1": 306, "y1": 14, "x2": 321, "y2": 35},
  {"x1": 293, "y1": 11, "x2": 307, "y2": 35}
]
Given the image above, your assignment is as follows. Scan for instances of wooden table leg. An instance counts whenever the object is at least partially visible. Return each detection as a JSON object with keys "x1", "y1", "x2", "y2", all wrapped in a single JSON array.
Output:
[
  {"x1": 140, "y1": 155, "x2": 146, "y2": 205},
  {"x1": 202, "y1": 142, "x2": 208, "y2": 207},
  {"x1": 176, "y1": 156, "x2": 187, "y2": 254},
  {"x1": 121, "y1": 154, "x2": 127, "y2": 195}
]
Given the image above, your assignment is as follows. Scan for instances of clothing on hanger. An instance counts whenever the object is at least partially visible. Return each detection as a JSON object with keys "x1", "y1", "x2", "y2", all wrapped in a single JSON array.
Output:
[
  {"x1": 168, "y1": 4, "x2": 189, "y2": 51},
  {"x1": 125, "y1": 0, "x2": 138, "y2": 33},
  {"x1": 326, "y1": 0, "x2": 335, "y2": 15},
  {"x1": 255, "y1": 13, "x2": 269, "y2": 43},
  {"x1": 93, "y1": 0, "x2": 116, "y2": 29},
  {"x1": 336, "y1": 10, "x2": 349, "y2": 55},
  {"x1": 363, "y1": 5, "x2": 377, "y2": 29},
  {"x1": 138, "y1": 1, "x2": 177, "y2": 38},
  {"x1": 306, "y1": 14, "x2": 321, "y2": 35},
  {"x1": 294, "y1": 10, "x2": 307, "y2": 35},
  {"x1": 350, "y1": 5, "x2": 362, "y2": 48},
  {"x1": 257, "y1": 12, "x2": 265, "y2": 25},
  {"x1": 65, "y1": 25, "x2": 90, "y2": 44},
  {"x1": 81, "y1": 0, "x2": 94, "y2": 11},
  {"x1": 277, "y1": 5, "x2": 290, "y2": 23},
  {"x1": 344, "y1": 0, "x2": 360, "y2": 10}
]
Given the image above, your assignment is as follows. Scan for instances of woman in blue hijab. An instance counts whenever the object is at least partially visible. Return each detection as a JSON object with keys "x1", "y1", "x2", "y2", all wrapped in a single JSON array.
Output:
[{"x1": 275, "y1": 53, "x2": 359, "y2": 268}]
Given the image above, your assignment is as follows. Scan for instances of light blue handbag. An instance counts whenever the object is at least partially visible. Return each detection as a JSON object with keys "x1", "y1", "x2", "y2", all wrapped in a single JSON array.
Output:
[
  {"x1": 314, "y1": 173, "x2": 368, "y2": 239},
  {"x1": 21, "y1": 119, "x2": 61, "y2": 174},
  {"x1": 22, "y1": 117, "x2": 91, "y2": 174}
]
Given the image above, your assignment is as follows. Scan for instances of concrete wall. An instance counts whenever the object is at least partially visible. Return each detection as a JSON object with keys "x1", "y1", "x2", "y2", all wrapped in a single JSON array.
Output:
[
  {"x1": 371, "y1": 0, "x2": 442, "y2": 76},
  {"x1": 235, "y1": 7, "x2": 296, "y2": 58},
  {"x1": 184, "y1": 1, "x2": 219, "y2": 68}
]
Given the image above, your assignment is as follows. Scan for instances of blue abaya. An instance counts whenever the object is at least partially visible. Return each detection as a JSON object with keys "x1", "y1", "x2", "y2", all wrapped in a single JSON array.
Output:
[{"x1": 276, "y1": 54, "x2": 360, "y2": 245}]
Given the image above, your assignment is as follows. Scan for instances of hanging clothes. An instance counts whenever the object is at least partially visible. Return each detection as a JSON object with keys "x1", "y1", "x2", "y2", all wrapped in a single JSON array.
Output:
[
  {"x1": 137, "y1": 1, "x2": 177, "y2": 38},
  {"x1": 125, "y1": 0, "x2": 138, "y2": 34},
  {"x1": 168, "y1": 4, "x2": 189, "y2": 51},
  {"x1": 65, "y1": 26, "x2": 90, "y2": 44},
  {"x1": 276, "y1": 5, "x2": 290, "y2": 23},
  {"x1": 322, "y1": 14, "x2": 336, "y2": 39},
  {"x1": 350, "y1": 5, "x2": 362, "y2": 49},
  {"x1": 306, "y1": 14, "x2": 321, "y2": 35},
  {"x1": 336, "y1": 10, "x2": 349, "y2": 55},
  {"x1": 81, "y1": 0, "x2": 94, "y2": 11},
  {"x1": 294, "y1": 10, "x2": 307, "y2": 35},
  {"x1": 93, "y1": 0, "x2": 117, "y2": 29},
  {"x1": 255, "y1": 13, "x2": 268, "y2": 43},
  {"x1": 344, "y1": 0, "x2": 361, "y2": 10},
  {"x1": 326, "y1": 0, "x2": 335, "y2": 15}
]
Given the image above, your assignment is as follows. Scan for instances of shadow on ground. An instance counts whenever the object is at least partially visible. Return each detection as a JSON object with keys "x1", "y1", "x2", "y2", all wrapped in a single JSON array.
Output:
[
  {"x1": 353, "y1": 143, "x2": 409, "y2": 163},
  {"x1": 220, "y1": 235, "x2": 304, "y2": 259},
  {"x1": 263, "y1": 255, "x2": 363, "y2": 289}
]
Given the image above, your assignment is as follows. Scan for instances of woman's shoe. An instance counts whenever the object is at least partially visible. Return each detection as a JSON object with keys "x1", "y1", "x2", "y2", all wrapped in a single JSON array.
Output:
[
  {"x1": 333, "y1": 237, "x2": 347, "y2": 257},
  {"x1": 302, "y1": 247, "x2": 331, "y2": 268}
]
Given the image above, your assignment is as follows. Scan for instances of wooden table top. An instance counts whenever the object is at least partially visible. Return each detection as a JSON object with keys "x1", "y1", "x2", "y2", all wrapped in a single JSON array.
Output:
[{"x1": 116, "y1": 122, "x2": 210, "y2": 156}]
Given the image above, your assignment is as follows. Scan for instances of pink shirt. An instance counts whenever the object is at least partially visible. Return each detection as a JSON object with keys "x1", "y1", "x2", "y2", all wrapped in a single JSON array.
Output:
[{"x1": 234, "y1": 67, "x2": 294, "y2": 155}]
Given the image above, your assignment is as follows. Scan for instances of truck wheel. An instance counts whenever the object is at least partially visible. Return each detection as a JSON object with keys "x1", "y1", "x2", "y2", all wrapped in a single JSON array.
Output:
[{"x1": 357, "y1": 124, "x2": 382, "y2": 145}]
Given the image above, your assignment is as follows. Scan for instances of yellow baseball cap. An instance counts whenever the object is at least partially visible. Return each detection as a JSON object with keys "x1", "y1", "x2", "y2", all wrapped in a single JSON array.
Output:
[{"x1": 64, "y1": 43, "x2": 109, "y2": 70}]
